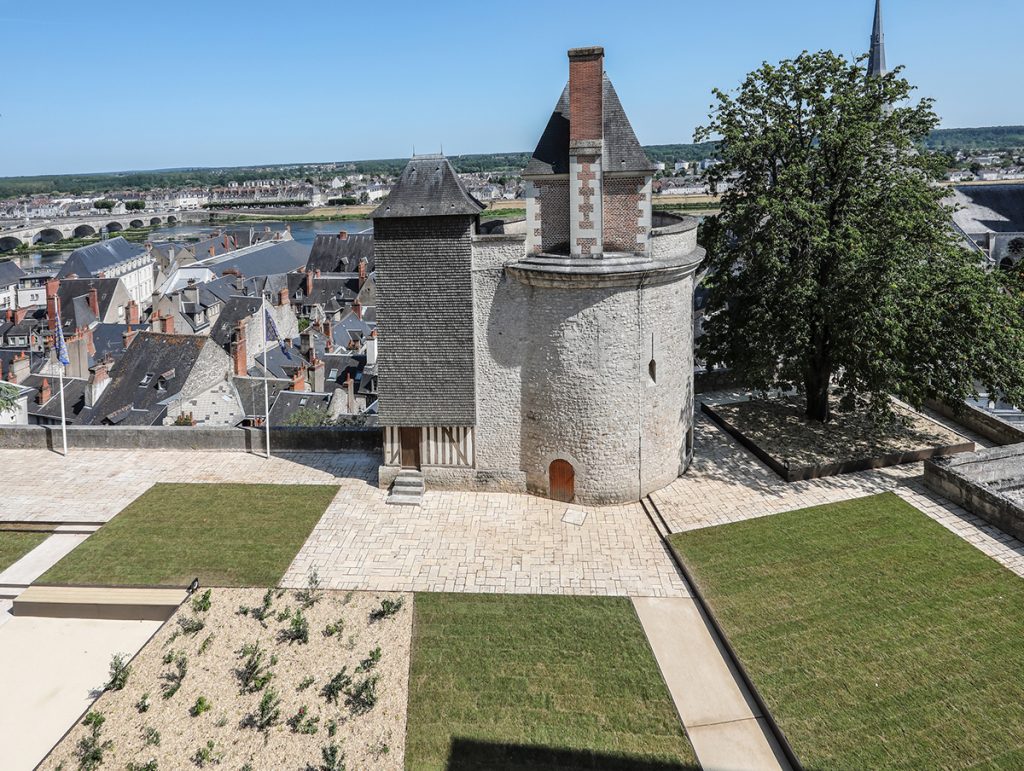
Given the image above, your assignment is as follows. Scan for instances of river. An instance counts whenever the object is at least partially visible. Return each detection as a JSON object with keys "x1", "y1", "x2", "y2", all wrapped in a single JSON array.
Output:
[{"x1": 11, "y1": 219, "x2": 373, "y2": 271}]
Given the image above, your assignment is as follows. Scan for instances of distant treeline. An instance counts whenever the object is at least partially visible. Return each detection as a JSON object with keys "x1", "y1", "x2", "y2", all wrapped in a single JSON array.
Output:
[{"x1": 3, "y1": 127, "x2": 1021, "y2": 199}]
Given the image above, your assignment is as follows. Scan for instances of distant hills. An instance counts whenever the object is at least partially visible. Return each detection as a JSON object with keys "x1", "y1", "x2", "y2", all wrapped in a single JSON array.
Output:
[{"x1": 1, "y1": 128, "x2": 1021, "y2": 199}]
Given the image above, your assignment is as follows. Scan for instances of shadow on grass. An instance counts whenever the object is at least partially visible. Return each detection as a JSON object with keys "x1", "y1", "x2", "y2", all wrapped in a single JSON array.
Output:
[{"x1": 445, "y1": 738, "x2": 699, "y2": 771}]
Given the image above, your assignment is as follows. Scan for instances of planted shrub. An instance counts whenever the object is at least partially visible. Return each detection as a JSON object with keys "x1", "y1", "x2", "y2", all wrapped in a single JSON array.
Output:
[
  {"x1": 326, "y1": 718, "x2": 338, "y2": 738},
  {"x1": 126, "y1": 761, "x2": 158, "y2": 771},
  {"x1": 322, "y1": 618, "x2": 344, "y2": 638},
  {"x1": 346, "y1": 674, "x2": 379, "y2": 715},
  {"x1": 297, "y1": 675, "x2": 315, "y2": 691},
  {"x1": 75, "y1": 711, "x2": 112, "y2": 771},
  {"x1": 136, "y1": 693, "x2": 151, "y2": 713},
  {"x1": 319, "y1": 742, "x2": 346, "y2": 771},
  {"x1": 237, "y1": 589, "x2": 274, "y2": 627},
  {"x1": 160, "y1": 652, "x2": 188, "y2": 699},
  {"x1": 104, "y1": 652, "x2": 131, "y2": 691},
  {"x1": 198, "y1": 634, "x2": 215, "y2": 655},
  {"x1": 322, "y1": 668, "x2": 351, "y2": 705},
  {"x1": 191, "y1": 588, "x2": 212, "y2": 613},
  {"x1": 191, "y1": 696, "x2": 212, "y2": 717},
  {"x1": 192, "y1": 740, "x2": 223, "y2": 767},
  {"x1": 370, "y1": 597, "x2": 404, "y2": 621},
  {"x1": 142, "y1": 726, "x2": 160, "y2": 746},
  {"x1": 275, "y1": 606, "x2": 292, "y2": 623},
  {"x1": 236, "y1": 642, "x2": 276, "y2": 693},
  {"x1": 370, "y1": 740, "x2": 391, "y2": 759},
  {"x1": 280, "y1": 607, "x2": 309, "y2": 645},
  {"x1": 177, "y1": 615, "x2": 205, "y2": 637},
  {"x1": 251, "y1": 688, "x2": 281, "y2": 732},
  {"x1": 295, "y1": 569, "x2": 323, "y2": 608},
  {"x1": 355, "y1": 646, "x2": 381, "y2": 674},
  {"x1": 287, "y1": 704, "x2": 320, "y2": 734}
]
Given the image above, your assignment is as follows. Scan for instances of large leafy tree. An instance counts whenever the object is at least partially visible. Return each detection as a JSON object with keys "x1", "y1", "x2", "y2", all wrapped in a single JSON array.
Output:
[{"x1": 697, "y1": 50, "x2": 1024, "y2": 422}]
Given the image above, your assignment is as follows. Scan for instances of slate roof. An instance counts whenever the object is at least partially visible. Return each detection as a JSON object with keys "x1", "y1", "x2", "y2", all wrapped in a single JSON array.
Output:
[
  {"x1": 524, "y1": 76, "x2": 655, "y2": 176},
  {"x1": 306, "y1": 233, "x2": 375, "y2": 273},
  {"x1": 209, "y1": 296, "x2": 263, "y2": 350},
  {"x1": 232, "y1": 375, "x2": 291, "y2": 419},
  {"x1": 371, "y1": 155, "x2": 485, "y2": 219},
  {"x1": 952, "y1": 185, "x2": 1024, "y2": 234},
  {"x1": 868, "y1": 0, "x2": 886, "y2": 78},
  {"x1": 23, "y1": 374, "x2": 88, "y2": 422},
  {"x1": 80, "y1": 332, "x2": 207, "y2": 426},
  {"x1": 268, "y1": 391, "x2": 331, "y2": 426},
  {"x1": 0, "y1": 259, "x2": 25, "y2": 288},
  {"x1": 92, "y1": 323, "x2": 132, "y2": 363},
  {"x1": 56, "y1": 278, "x2": 121, "y2": 331},
  {"x1": 203, "y1": 240, "x2": 310, "y2": 278},
  {"x1": 57, "y1": 237, "x2": 147, "y2": 279}
]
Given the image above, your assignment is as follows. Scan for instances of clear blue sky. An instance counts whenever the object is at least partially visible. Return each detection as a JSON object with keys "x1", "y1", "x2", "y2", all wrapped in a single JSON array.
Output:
[{"x1": 2, "y1": 0, "x2": 1020, "y2": 177}]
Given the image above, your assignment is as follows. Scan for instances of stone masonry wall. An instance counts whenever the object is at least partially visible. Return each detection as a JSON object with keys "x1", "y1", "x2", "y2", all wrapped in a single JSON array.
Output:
[
  {"x1": 603, "y1": 176, "x2": 647, "y2": 253},
  {"x1": 531, "y1": 179, "x2": 570, "y2": 254}
]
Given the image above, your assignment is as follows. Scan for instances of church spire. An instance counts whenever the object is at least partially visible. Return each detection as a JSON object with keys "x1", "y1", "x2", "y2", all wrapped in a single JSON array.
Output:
[{"x1": 868, "y1": 0, "x2": 886, "y2": 77}]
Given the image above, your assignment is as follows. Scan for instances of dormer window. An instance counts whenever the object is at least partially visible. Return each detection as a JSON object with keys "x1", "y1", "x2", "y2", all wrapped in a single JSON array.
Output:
[{"x1": 139, "y1": 372, "x2": 154, "y2": 386}]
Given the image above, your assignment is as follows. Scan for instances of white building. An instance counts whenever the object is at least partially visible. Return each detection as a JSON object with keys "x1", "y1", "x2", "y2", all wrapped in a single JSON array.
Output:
[{"x1": 56, "y1": 237, "x2": 155, "y2": 307}]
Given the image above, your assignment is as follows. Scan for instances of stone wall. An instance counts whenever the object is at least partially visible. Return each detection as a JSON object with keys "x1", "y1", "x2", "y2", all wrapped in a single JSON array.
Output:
[
  {"x1": 925, "y1": 444, "x2": 1024, "y2": 542},
  {"x1": 924, "y1": 398, "x2": 1024, "y2": 446},
  {"x1": 0, "y1": 424, "x2": 382, "y2": 454},
  {"x1": 602, "y1": 176, "x2": 647, "y2": 253}
]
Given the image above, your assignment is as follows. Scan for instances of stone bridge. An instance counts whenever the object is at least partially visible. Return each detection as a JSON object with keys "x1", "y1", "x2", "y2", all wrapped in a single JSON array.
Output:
[{"x1": 0, "y1": 210, "x2": 208, "y2": 252}]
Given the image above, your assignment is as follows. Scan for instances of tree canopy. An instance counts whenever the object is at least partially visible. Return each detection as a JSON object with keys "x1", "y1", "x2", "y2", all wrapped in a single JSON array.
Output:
[{"x1": 696, "y1": 50, "x2": 1024, "y2": 422}]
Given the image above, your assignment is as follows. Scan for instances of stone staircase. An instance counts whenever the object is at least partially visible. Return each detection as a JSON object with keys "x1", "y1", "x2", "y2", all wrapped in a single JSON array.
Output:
[{"x1": 387, "y1": 470, "x2": 425, "y2": 506}]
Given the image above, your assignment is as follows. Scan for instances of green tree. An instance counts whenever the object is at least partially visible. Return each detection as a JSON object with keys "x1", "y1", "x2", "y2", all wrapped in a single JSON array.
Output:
[
  {"x1": 696, "y1": 50, "x2": 1024, "y2": 422},
  {"x1": 93, "y1": 199, "x2": 115, "y2": 211},
  {"x1": 124, "y1": 200, "x2": 146, "y2": 211},
  {"x1": 0, "y1": 382, "x2": 20, "y2": 413}
]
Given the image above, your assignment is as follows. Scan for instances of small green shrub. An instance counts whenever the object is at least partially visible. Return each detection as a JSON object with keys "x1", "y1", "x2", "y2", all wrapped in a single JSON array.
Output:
[
  {"x1": 103, "y1": 652, "x2": 131, "y2": 691},
  {"x1": 326, "y1": 718, "x2": 338, "y2": 737},
  {"x1": 295, "y1": 569, "x2": 323, "y2": 608},
  {"x1": 370, "y1": 740, "x2": 391, "y2": 758},
  {"x1": 297, "y1": 675, "x2": 315, "y2": 691},
  {"x1": 161, "y1": 652, "x2": 188, "y2": 699},
  {"x1": 191, "y1": 588, "x2": 212, "y2": 613},
  {"x1": 191, "y1": 696, "x2": 212, "y2": 717},
  {"x1": 287, "y1": 704, "x2": 320, "y2": 734},
  {"x1": 236, "y1": 642, "x2": 276, "y2": 693},
  {"x1": 126, "y1": 761, "x2": 158, "y2": 771},
  {"x1": 346, "y1": 674, "x2": 379, "y2": 715},
  {"x1": 136, "y1": 693, "x2": 151, "y2": 713},
  {"x1": 318, "y1": 742, "x2": 346, "y2": 771},
  {"x1": 322, "y1": 668, "x2": 351, "y2": 705},
  {"x1": 198, "y1": 634, "x2": 215, "y2": 655},
  {"x1": 280, "y1": 607, "x2": 309, "y2": 645},
  {"x1": 237, "y1": 588, "x2": 274, "y2": 627},
  {"x1": 251, "y1": 688, "x2": 281, "y2": 732},
  {"x1": 75, "y1": 711, "x2": 112, "y2": 771},
  {"x1": 192, "y1": 740, "x2": 223, "y2": 767},
  {"x1": 177, "y1": 615, "x2": 205, "y2": 637},
  {"x1": 355, "y1": 646, "x2": 381, "y2": 674},
  {"x1": 275, "y1": 606, "x2": 292, "y2": 622},
  {"x1": 142, "y1": 726, "x2": 161, "y2": 746},
  {"x1": 322, "y1": 618, "x2": 344, "y2": 638},
  {"x1": 370, "y1": 597, "x2": 404, "y2": 621}
]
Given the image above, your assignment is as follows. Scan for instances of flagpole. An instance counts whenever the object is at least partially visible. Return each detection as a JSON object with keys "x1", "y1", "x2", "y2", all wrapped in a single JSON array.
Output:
[
  {"x1": 261, "y1": 294, "x2": 271, "y2": 459},
  {"x1": 58, "y1": 366, "x2": 68, "y2": 456}
]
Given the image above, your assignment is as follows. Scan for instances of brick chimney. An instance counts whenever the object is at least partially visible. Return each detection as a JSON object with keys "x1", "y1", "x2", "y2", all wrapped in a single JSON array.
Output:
[
  {"x1": 568, "y1": 46, "x2": 605, "y2": 256},
  {"x1": 126, "y1": 299, "x2": 140, "y2": 325},
  {"x1": 123, "y1": 325, "x2": 138, "y2": 349},
  {"x1": 37, "y1": 378, "x2": 51, "y2": 405},
  {"x1": 358, "y1": 258, "x2": 367, "y2": 288},
  {"x1": 45, "y1": 277, "x2": 61, "y2": 331},
  {"x1": 278, "y1": 287, "x2": 289, "y2": 307},
  {"x1": 310, "y1": 356, "x2": 325, "y2": 393},
  {"x1": 305, "y1": 270, "x2": 314, "y2": 297},
  {"x1": 291, "y1": 364, "x2": 306, "y2": 392},
  {"x1": 85, "y1": 360, "x2": 110, "y2": 408},
  {"x1": 336, "y1": 230, "x2": 348, "y2": 241},
  {"x1": 88, "y1": 287, "x2": 100, "y2": 318},
  {"x1": 14, "y1": 306, "x2": 28, "y2": 324},
  {"x1": 352, "y1": 301, "x2": 362, "y2": 321},
  {"x1": 231, "y1": 321, "x2": 247, "y2": 376},
  {"x1": 163, "y1": 313, "x2": 175, "y2": 335},
  {"x1": 8, "y1": 352, "x2": 29, "y2": 384},
  {"x1": 345, "y1": 372, "x2": 356, "y2": 414}
]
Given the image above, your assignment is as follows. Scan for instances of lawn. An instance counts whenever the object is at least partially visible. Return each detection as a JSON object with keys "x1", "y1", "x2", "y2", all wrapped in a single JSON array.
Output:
[
  {"x1": 0, "y1": 531, "x2": 47, "y2": 572},
  {"x1": 406, "y1": 593, "x2": 697, "y2": 771},
  {"x1": 39, "y1": 483, "x2": 337, "y2": 587},
  {"x1": 670, "y1": 492, "x2": 1024, "y2": 769}
]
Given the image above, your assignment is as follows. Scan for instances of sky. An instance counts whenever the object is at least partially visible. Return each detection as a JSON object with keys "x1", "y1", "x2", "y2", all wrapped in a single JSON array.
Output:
[{"x1": 2, "y1": 0, "x2": 1021, "y2": 177}]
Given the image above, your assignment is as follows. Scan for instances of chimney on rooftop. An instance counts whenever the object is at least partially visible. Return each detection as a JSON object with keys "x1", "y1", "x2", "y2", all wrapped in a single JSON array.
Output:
[
  {"x1": 278, "y1": 287, "x2": 289, "y2": 307},
  {"x1": 163, "y1": 313, "x2": 175, "y2": 335},
  {"x1": 567, "y1": 46, "x2": 605, "y2": 256},
  {"x1": 291, "y1": 364, "x2": 306, "y2": 392},
  {"x1": 352, "y1": 301, "x2": 362, "y2": 321},
  {"x1": 85, "y1": 360, "x2": 110, "y2": 408},
  {"x1": 8, "y1": 352, "x2": 29, "y2": 385},
  {"x1": 336, "y1": 230, "x2": 348, "y2": 241},
  {"x1": 357, "y1": 258, "x2": 367, "y2": 289},
  {"x1": 231, "y1": 321, "x2": 247, "y2": 376},
  {"x1": 310, "y1": 357, "x2": 325, "y2": 393},
  {"x1": 305, "y1": 270, "x2": 314, "y2": 297},
  {"x1": 123, "y1": 325, "x2": 138, "y2": 349},
  {"x1": 366, "y1": 329, "x2": 377, "y2": 366},
  {"x1": 126, "y1": 300, "x2": 140, "y2": 325},
  {"x1": 37, "y1": 377, "x2": 51, "y2": 405},
  {"x1": 345, "y1": 372, "x2": 356, "y2": 414},
  {"x1": 87, "y1": 287, "x2": 100, "y2": 318},
  {"x1": 45, "y1": 277, "x2": 60, "y2": 331},
  {"x1": 13, "y1": 306, "x2": 28, "y2": 324}
]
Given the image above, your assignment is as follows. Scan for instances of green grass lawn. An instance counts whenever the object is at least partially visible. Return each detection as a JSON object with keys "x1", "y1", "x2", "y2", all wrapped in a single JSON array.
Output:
[
  {"x1": 670, "y1": 492, "x2": 1024, "y2": 769},
  {"x1": 0, "y1": 531, "x2": 47, "y2": 572},
  {"x1": 38, "y1": 483, "x2": 337, "y2": 587},
  {"x1": 406, "y1": 593, "x2": 697, "y2": 771}
]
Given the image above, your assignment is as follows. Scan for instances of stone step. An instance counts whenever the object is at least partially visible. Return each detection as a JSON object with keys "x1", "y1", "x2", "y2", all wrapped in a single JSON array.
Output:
[
  {"x1": 393, "y1": 476, "x2": 425, "y2": 491},
  {"x1": 0, "y1": 584, "x2": 27, "y2": 600},
  {"x1": 13, "y1": 585, "x2": 188, "y2": 621},
  {"x1": 386, "y1": 492, "x2": 423, "y2": 506}
]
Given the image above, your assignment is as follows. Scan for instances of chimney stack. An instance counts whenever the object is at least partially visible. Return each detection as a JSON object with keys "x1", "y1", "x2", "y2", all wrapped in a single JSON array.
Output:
[
  {"x1": 88, "y1": 287, "x2": 100, "y2": 318},
  {"x1": 291, "y1": 365, "x2": 306, "y2": 392},
  {"x1": 352, "y1": 301, "x2": 362, "y2": 321},
  {"x1": 126, "y1": 300, "x2": 140, "y2": 325},
  {"x1": 336, "y1": 230, "x2": 348, "y2": 241},
  {"x1": 357, "y1": 258, "x2": 367, "y2": 288},
  {"x1": 123, "y1": 325, "x2": 138, "y2": 349},
  {"x1": 163, "y1": 313, "x2": 175, "y2": 335},
  {"x1": 45, "y1": 277, "x2": 61, "y2": 331},
  {"x1": 8, "y1": 352, "x2": 29, "y2": 384},
  {"x1": 345, "y1": 373, "x2": 356, "y2": 414},
  {"x1": 231, "y1": 321, "x2": 248, "y2": 376},
  {"x1": 305, "y1": 270, "x2": 314, "y2": 297},
  {"x1": 278, "y1": 287, "x2": 289, "y2": 307},
  {"x1": 310, "y1": 357, "x2": 325, "y2": 393},
  {"x1": 366, "y1": 329, "x2": 378, "y2": 366},
  {"x1": 567, "y1": 46, "x2": 605, "y2": 256},
  {"x1": 85, "y1": 360, "x2": 110, "y2": 408},
  {"x1": 37, "y1": 378, "x2": 51, "y2": 405}
]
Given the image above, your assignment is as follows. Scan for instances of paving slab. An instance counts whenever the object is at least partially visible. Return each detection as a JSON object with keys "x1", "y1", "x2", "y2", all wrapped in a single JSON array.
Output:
[{"x1": 0, "y1": 614, "x2": 161, "y2": 771}]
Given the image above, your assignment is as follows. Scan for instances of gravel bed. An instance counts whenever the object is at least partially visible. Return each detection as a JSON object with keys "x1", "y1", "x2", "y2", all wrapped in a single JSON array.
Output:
[{"x1": 40, "y1": 586, "x2": 411, "y2": 770}]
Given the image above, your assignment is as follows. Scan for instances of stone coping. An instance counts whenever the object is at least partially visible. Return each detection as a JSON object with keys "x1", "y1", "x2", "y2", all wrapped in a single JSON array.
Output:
[{"x1": 506, "y1": 248, "x2": 704, "y2": 288}]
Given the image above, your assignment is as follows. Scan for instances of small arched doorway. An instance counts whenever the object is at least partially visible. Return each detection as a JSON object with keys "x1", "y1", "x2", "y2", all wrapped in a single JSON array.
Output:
[{"x1": 549, "y1": 459, "x2": 575, "y2": 503}]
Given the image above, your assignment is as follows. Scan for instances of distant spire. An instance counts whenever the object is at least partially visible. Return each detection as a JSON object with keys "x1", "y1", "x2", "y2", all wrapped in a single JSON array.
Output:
[{"x1": 868, "y1": 0, "x2": 886, "y2": 77}]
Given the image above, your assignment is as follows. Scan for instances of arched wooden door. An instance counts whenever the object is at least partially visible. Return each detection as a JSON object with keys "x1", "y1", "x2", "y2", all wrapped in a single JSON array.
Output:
[{"x1": 549, "y1": 459, "x2": 575, "y2": 503}]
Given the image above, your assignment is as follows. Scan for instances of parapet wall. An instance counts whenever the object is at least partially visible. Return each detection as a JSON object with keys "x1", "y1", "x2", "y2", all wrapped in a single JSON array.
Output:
[
  {"x1": 924, "y1": 399, "x2": 1024, "y2": 446},
  {"x1": 0, "y1": 425, "x2": 382, "y2": 455}
]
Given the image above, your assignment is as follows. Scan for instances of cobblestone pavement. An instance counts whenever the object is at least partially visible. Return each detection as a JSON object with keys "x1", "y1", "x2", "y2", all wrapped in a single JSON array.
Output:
[{"x1": 655, "y1": 397, "x2": 1024, "y2": 579}]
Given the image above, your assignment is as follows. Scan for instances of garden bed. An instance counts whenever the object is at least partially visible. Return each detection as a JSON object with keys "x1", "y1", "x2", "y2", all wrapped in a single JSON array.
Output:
[
  {"x1": 39, "y1": 585, "x2": 411, "y2": 770},
  {"x1": 670, "y1": 493, "x2": 1024, "y2": 768},
  {"x1": 702, "y1": 397, "x2": 972, "y2": 481}
]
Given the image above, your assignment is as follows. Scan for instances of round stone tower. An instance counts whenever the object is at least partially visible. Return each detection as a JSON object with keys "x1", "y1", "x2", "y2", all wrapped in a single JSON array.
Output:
[{"x1": 507, "y1": 47, "x2": 703, "y2": 504}]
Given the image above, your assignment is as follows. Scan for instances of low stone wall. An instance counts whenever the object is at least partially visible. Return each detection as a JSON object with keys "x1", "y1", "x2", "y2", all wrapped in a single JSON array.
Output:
[
  {"x1": 924, "y1": 399, "x2": 1024, "y2": 446},
  {"x1": 0, "y1": 425, "x2": 382, "y2": 455},
  {"x1": 924, "y1": 445, "x2": 1024, "y2": 542}
]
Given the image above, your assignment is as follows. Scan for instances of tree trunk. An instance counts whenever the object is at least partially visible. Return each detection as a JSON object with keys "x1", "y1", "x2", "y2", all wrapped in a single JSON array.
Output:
[{"x1": 804, "y1": 368, "x2": 832, "y2": 423}]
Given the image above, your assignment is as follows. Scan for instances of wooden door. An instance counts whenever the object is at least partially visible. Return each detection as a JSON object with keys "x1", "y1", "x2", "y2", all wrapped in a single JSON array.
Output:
[
  {"x1": 549, "y1": 459, "x2": 575, "y2": 503},
  {"x1": 400, "y1": 427, "x2": 421, "y2": 469}
]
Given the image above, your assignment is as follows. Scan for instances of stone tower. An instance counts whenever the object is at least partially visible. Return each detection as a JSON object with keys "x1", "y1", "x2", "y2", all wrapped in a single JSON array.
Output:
[{"x1": 375, "y1": 47, "x2": 703, "y2": 505}]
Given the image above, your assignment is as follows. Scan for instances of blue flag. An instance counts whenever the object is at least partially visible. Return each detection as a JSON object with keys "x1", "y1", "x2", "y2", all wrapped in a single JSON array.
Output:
[
  {"x1": 53, "y1": 310, "x2": 70, "y2": 367},
  {"x1": 265, "y1": 308, "x2": 293, "y2": 360}
]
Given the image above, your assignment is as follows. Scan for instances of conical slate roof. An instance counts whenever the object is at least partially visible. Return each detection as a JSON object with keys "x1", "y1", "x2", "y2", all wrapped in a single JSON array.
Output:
[
  {"x1": 868, "y1": 0, "x2": 886, "y2": 77},
  {"x1": 524, "y1": 75, "x2": 654, "y2": 176},
  {"x1": 371, "y1": 155, "x2": 485, "y2": 219}
]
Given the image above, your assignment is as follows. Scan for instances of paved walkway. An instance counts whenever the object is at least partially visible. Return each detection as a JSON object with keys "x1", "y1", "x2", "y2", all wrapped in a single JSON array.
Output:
[{"x1": 634, "y1": 597, "x2": 790, "y2": 771}]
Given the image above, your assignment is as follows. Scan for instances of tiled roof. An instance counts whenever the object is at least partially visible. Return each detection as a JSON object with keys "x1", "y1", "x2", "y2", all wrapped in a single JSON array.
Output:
[{"x1": 371, "y1": 155, "x2": 485, "y2": 219}]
